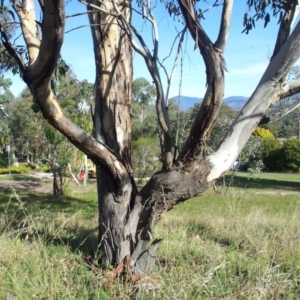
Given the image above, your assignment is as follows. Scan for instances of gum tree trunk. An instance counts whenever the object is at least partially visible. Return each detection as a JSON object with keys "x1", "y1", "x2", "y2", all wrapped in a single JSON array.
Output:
[{"x1": 88, "y1": 0, "x2": 137, "y2": 265}]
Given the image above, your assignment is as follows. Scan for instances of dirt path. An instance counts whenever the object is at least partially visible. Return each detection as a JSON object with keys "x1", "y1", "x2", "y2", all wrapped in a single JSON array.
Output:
[{"x1": 0, "y1": 178, "x2": 52, "y2": 193}]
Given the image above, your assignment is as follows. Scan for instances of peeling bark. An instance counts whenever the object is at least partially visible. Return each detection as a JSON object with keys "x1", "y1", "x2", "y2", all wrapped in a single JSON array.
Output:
[
  {"x1": 88, "y1": 0, "x2": 137, "y2": 265},
  {"x1": 178, "y1": 0, "x2": 232, "y2": 161},
  {"x1": 11, "y1": 0, "x2": 40, "y2": 63}
]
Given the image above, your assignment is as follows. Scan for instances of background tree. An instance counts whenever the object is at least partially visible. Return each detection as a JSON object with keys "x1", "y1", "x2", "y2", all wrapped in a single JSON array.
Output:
[
  {"x1": 2, "y1": 0, "x2": 300, "y2": 276},
  {"x1": 132, "y1": 137, "x2": 160, "y2": 180},
  {"x1": 0, "y1": 75, "x2": 13, "y2": 104},
  {"x1": 132, "y1": 78, "x2": 157, "y2": 140},
  {"x1": 0, "y1": 75, "x2": 13, "y2": 165},
  {"x1": 8, "y1": 92, "x2": 47, "y2": 164},
  {"x1": 186, "y1": 102, "x2": 237, "y2": 154}
]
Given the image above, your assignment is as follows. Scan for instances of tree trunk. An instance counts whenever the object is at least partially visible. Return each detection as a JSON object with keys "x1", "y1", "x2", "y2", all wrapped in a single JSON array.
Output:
[
  {"x1": 53, "y1": 170, "x2": 64, "y2": 198},
  {"x1": 88, "y1": 0, "x2": 137, "y2": 266}
]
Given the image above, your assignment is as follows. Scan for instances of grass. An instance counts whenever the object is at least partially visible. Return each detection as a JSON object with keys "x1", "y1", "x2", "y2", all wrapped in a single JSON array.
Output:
[{"x1": 0, "y1": 172, "x2": 300, "y2": 299}]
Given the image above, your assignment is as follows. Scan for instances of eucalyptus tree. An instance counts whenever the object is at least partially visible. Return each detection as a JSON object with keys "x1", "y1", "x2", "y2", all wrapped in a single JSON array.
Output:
[
  {"x1": 7, "y1": 91, "x2": 47, "y2": 163},
  {"x1": 1, "y1": 0, "x2": 300, "y2": 276},
  {"x1": 132, "y1": 77, "x2": 157, "y2": 140}
]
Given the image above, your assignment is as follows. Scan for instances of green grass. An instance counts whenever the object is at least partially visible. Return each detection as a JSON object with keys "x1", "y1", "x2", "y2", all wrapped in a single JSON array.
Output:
[
  {"x1": 0, "y1": 172, "x2": 300, "y2": 299},
  {"x1": 153, "y1": 188, "x2": 300, "y2": 299},
  {"x1": 0, "y1": 180, "x2": 98, "y2": 218}
]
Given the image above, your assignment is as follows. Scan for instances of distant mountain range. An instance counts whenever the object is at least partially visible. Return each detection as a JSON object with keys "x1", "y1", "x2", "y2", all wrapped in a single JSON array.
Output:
[{"x1": 171, "y1": 95, "x2": 249, "y2": 112}]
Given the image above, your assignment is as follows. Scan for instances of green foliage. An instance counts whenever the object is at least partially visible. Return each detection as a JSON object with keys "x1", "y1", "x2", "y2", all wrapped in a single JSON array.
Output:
[
  {"x1": 247, "y1": 159, "x2": 264, "y2": 176},
  {"x1": 185, "y1": 102, "x2": 237, "y2": 153},
  {"x1": 207, "y1": 103, "x2": 237, "y2": 152},
  {"x1": 260, "y1": 138, "x2": 281, "y2": 159},
  {"x1": 7, "y1": 95, "x2": 47, "y2": 162},
  {"x1": 53, "y1": 70, "x2": 94, "y2": 134},
  {"x1": 132, "y1": 78, "x2": 157, "y2": 140},
  {"x1": 261, "y1": 139, "x2": 300, "y2": 173},
  {"x1": 243, "y1": 0, "x2": 290, "y2": 34},
  {"x1": 44, "y1": 124, "x2": 65, "y2": 146},
  {"x1": 281, "y1": 139, "x2": 300, "y2": 172},
  {"x1": 0, "y1": 164, "x2": 31, "y2": 174},
  {"x1": 0, "y1": 3, "x2": 19, "y2": 74},
  {"x1": 253, "y1": 127, "x2": 275, "y2": 140},
  {"x1": 0, "y1": 75, "x2": 13, "y2": 104},
  {"x1": 132, "y1": 77, "x2": 156, "y2": 104},
  {"x1": 132, "y1": 137, "x2": 161, "y2": 178}
]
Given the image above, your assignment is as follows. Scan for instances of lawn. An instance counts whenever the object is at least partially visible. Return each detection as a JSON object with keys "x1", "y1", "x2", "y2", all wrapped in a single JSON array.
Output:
[{"x1": 0, "y1": 172, "x2": 300, "y2": 299}]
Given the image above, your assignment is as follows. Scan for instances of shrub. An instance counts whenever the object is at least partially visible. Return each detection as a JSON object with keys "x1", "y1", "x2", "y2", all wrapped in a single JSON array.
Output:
[
  {"x1": 253, "y1": 127, "x2": 275, "y2": 140},
  {"x1": 0, "y1": 165, "x2": 32, "y2": 174},
  {"x1": 262, "y1": 139, "x2": 300, "y2": 172},
  {"x1": 263, "y1": 147, "x2": 284, "y2": 172},
  {"x1": 258, "y1": 138, "x2": 282, "y2": 171},
  {"x1": 281, "y1": 139, "x2": 300, "y2": 172}
]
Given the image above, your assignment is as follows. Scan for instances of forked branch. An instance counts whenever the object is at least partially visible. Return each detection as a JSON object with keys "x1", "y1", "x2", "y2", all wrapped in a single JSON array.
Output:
[
  {"x1": 177, "y1": 0, "x2": 233, "y2": 162},
  {"x1": 260, "y1": 97, "x2": 300, "y2": 124}
]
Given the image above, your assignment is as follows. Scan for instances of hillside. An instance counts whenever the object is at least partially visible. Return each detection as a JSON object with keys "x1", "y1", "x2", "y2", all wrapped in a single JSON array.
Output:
[{"x1": 171, "y1": 95, "x2": 249, "y2": 112}]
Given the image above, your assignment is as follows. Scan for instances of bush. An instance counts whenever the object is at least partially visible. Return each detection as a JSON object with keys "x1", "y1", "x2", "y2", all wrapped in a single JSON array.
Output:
[
  {"x1": 263, "y1": 147, "x2": 284, "y2": 172},
  {"x1": 0, "y1": 165, "x2": 32, "y2": 175},
  {"x1": 260, "y1": 138, "x2": 282, "y2": 160},
  {"x1": 263, "y1": 139, "x2": 300, "y2": 173},
  {"x1": 253, "y1": 127, "x2": 275, "y2": 139},
  {"x1": 259, "y1": 138, "x2": 282, "y2": 171},
  {"x1": 281, "y1": 139, "x2": 300, "y2": 172}
]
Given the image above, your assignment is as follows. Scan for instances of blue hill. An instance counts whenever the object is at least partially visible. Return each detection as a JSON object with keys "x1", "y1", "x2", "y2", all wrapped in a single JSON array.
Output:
[{"x1": 171, "y1": 95, "x2": 249, "y2": 112}]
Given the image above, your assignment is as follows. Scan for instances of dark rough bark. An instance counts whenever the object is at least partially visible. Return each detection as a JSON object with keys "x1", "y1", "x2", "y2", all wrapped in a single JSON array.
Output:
[
  {"x1": 95, "y1": 155, "x2": 213, "y2": 272},
  {"x1": 177, "y1": 0, "x2": 227, "y2": 162},
  {"x1": 123, "y1": 159, "x2": 212, "y2": 274}
]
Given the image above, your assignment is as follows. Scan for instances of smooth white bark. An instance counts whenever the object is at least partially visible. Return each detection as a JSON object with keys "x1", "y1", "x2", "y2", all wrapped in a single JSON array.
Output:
[{"x1": 208, "y1": 21, "x2": 300, "y2": 182}]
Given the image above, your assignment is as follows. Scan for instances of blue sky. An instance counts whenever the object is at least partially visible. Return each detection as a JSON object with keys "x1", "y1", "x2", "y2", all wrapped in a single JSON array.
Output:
[{"x1": 6, "y1": 1, "x2": 283, "y2": 99}]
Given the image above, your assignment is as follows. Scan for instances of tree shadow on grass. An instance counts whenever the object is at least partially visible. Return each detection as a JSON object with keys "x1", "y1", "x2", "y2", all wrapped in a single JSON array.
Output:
[
  {"x1": 0, "y1": 187, "x2": 99, "y2": 254},
  {"x1": 2, "y1": 174, "x2": 42, "y2": 181},
  {"x1": 221, "y1": 174, "x2": 300, "y2": 191},
  {"x1": 0, "y1": 188, "x2": 97, "y2": 215}
]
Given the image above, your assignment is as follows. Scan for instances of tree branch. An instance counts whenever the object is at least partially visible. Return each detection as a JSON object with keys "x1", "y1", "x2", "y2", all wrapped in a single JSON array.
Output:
[
  {"x1": 0, "y1": 25, "x2": 26, "y2": 73},
  {"x1": 11, "y1": 0, "x2": 40, "y2": 64},
  {"x1": 280, "y1": 78, "x2": 300, "y2": 99},
  {"x1": 164, "y1": 26, "x2": 187, "y2": 107},
  {"x1": 177, "y1": 0, "x2": 232, "y2": 162},
  {"x1": 214, "y1": 0, "x2": 233, "y2": 51},
  {"x1": 260, "y1": 78, "x2": 300, "y2": 124},
  {"x1": 272, "y1": 1, "x2": 299, "y2": 59},
  {"x1": 6, "y1": 0, "x2": 129, "y2": 185},
  {"x1": 260, "y1": 97, "x2": 300, "y2": 124},
  {"x1": 207, "y1": 21, "x2": 300, "y2": 182},
  {"x1": 114, "y1": 0, "x2": 174, "y2": 167}
]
